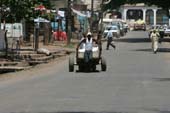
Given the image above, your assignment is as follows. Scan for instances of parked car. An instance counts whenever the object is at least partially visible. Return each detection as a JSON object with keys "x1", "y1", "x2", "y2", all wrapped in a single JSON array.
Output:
[
  {"x1": 111, "y1": 20, "x2": 125, "y2": 36},
  {"x1": 164, "y1": 26, "x2": 170, "y2": 36},
  {"x1": 148, "y1": 25, "x2": 165, "y2": 39},
  {"x1": 99, "y1": 18, "x2": 114, "y2": 32},
  {"x1": 103, "y1": 25, "x2": 120, "y2": 38}
]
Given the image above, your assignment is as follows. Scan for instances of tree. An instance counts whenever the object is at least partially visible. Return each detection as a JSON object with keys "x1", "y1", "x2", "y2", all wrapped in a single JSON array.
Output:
[
  {"x1": 1, "y1": 0, "x2": 52, "y2": 23},
  {"x1": 103, "y1": 0, "x2": 125, "y2": 11}
]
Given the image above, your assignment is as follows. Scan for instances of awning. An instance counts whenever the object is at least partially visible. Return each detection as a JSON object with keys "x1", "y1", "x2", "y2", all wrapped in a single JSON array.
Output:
[
  {"x1": 71, "y1": 8, "x2": 89, "y2": 17},
  {"x1": 34, "y1": 17, "x2": 50, "y2": 23},
  {"x1": 58, "y1": 11, "x2": 65, "y2": 17}
]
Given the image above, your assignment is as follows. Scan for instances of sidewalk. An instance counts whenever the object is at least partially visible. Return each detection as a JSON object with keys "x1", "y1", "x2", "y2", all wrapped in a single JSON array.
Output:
[{"x1": 0, "y1": 40, "x2": 76, "y2": 73}]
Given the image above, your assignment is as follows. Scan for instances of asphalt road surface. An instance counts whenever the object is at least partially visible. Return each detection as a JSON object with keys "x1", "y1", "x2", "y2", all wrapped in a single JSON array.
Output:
[{"x1": 1, "y1": 31, "x2": 170, "y2": 113}]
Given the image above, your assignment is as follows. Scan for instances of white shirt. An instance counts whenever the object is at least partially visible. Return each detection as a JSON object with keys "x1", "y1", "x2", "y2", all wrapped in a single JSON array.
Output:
[
  {"x1": 106, "y1": 31, "x2": 113, "y2": 39},
  {"x1": 85, "y1": 38, "x2": 93, "y2": 51}
]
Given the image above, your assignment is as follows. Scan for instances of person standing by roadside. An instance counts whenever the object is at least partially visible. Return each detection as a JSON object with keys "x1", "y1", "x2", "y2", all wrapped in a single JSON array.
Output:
[
  {"x1": 106, "y1": 28, "x2": 116, "y2": 50},
  {"x1": 150, "y1": 29, "x2": 160, "y2": 54}
]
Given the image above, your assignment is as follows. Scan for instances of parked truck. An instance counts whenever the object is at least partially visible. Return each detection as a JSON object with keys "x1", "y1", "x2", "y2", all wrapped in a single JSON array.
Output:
[{"x1": 134, "y1": 19, "x2": 146, "y2": 31}]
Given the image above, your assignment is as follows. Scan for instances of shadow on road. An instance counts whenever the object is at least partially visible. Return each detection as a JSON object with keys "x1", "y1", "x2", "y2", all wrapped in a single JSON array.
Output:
[
  {"x1": 160, "y1": 38, "x2": 170, "y2": 42},
  {"x1": 153, "y1": 77, "x2": 170, "y2": 82},
  {"x1": 114, "y1": 38, "x2": 150, "y2": 43},
  {"x1": 142, "y1": 107, "x2": 170, "y2": 113},
  {"x1": 11, "y1": 111, "x2": 129, "y2": 113},
  {"x1": 132, "y1": 48, "x2": 170, "y2": 53},
  {"x1": 132, "y1": 48, "x2": 152, "y2": 52},
  {"x1": 114, "y1": 37, "x2": 170, "y2": 44},
  {"x1": 12, "y1": 48, "x2": 34, "y2": 51},
  {"x1": 158, "y1": 48, "x2": 170, "y2": 52},
  {"x1": 76, "y1": 70, "x2": 100, "y2": 73}
]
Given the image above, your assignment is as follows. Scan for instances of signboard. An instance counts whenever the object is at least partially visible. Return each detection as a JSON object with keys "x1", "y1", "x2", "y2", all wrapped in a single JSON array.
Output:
[{"x1": 1, "y1": 23, "x2": 23, "y2": 38}]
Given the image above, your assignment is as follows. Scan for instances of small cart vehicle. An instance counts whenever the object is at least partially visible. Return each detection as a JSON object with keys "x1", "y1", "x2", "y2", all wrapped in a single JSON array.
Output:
[{"x1": 69, "y1": 43, "x2": 107, "y2": 72}]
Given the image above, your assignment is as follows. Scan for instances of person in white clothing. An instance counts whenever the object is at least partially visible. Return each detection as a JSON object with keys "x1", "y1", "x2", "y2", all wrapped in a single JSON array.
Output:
[
  {"x1": 150, "y1": 29, "x2": 160, "y2": 54},
  {"x1": 77, "y1": 32, "x2": 97, "y2": 63}
]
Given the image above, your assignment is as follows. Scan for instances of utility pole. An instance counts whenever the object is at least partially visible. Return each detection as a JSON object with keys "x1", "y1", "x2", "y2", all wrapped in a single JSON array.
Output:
[
  {"x1": 0, "y1": 1, "x2": 1, "y2": 29},
  {"x1": 90, "y1": 0, "x2": 94, "y2": 32},
  {"x1": 34, "y1": 22, "x2": 39, "y2": 51},
  {"x1": 100, "y1": 0, "x2": 104, "y2": 31},
  {"x1": 66, "y1": 0, "x2": 72, "y2": 45}
]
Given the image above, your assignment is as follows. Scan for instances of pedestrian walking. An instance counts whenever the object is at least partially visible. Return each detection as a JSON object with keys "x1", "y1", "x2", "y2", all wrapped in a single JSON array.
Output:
[
  {"x1": 150, "y1": 29, "x2": 160, "y2": 54},
  {"x1": 106, "y1": 28, "x2": 116, "y2": 50}
]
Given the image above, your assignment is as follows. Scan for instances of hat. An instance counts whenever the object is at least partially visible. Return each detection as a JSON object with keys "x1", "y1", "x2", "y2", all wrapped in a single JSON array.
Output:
[{"x1": 87, "y1": 32, "x2": 92, "y2": 37}]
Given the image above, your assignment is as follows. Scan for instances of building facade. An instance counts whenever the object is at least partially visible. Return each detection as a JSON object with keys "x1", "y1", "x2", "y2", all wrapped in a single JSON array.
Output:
[{"x1": 120, "y1": 4, "x2": 170, "y2": 26}]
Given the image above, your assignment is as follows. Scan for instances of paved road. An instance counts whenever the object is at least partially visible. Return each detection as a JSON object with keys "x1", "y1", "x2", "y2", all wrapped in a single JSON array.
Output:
[{"x1": 1, "y1": 31, "x2": 170, "y2": 113}]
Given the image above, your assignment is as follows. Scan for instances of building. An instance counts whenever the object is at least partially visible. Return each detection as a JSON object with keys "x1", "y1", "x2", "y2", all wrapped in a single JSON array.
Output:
[
  {"x1": 120, "y1": 3, "x2": 170, "y2": 25},
  {"x1": 81, "y1": 0, "x2": 101, "y2": 11},
  {"x1": 50, "y1": 0, "x2": 66, "y2": 10}
]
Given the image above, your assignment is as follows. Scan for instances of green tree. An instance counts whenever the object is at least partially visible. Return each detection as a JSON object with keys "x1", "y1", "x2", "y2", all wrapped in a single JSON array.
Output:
[
  {"x1": 103, "y1": 0, "x2": 125, "y2": 11},
  {"x1": 1, "y1": 0, "x2": 52, "y2": 22}
]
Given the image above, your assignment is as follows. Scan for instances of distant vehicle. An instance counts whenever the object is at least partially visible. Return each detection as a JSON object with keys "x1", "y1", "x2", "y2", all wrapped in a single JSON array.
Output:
[
  {"x1": 134, "y1": 19, "x2": 146, "y2": 31},
  {"x1": 158, "y1": 26, "x2": 165, "y2": 39},
  {"x1": 103, "y1": 25, "x2": 120, "y2": 38},
  {"x1": 111, "y1": 19, "x2": 125, "y2": 36},
  {"x1": 98, "y1": 18, "x2": 113, "y2": 31},
  {"x1": 122, "y1": 21, "x2": 129, "y2": 33},
  {"x1": 164, "y1": 26, "x2": 170, "y2": 36}
]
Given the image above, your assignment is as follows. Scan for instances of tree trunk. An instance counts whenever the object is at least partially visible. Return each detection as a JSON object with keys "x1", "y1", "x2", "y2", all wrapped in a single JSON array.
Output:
[{"x1": 4, "y1": 30, "x2": 8, "y2": 58}]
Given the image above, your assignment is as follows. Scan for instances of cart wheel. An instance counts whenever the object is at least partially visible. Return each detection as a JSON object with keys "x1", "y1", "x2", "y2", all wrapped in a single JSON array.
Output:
[
  {"x1": 69, "y1": 55, "x2": 74, "y2": 72},
  {"x1": 101, "y1": 57, "x2": 106, "y2": 71}
]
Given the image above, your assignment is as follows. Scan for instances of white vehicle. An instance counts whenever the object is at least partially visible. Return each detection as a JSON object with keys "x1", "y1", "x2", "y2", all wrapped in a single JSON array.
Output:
[
  {"x1": 164, "y1": 26, "x2": 170, "y2": 36},
  {"x1": 99, "y1": 18, "x2": 115, "y2": 32},
  {"x1": 103, "y1": 25, "x2": 120, "y2": 38}
]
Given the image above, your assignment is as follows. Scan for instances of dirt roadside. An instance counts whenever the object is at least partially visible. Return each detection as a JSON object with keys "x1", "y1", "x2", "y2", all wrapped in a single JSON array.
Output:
[
  {"x1": 0, "y1": 40, "x2": 77, "y2": 83},
  {"x1": 0, "y1": 55, "x2": 70, "y2": 84}
]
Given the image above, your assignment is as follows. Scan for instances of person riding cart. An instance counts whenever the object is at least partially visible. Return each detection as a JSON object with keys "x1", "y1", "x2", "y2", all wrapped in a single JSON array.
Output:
[
  {"x1": 76, "y1": 32, "x2": 98, "y2": 63},
  {"x1": 69, "y1": 32, "x2": 106, "y2": 72}
]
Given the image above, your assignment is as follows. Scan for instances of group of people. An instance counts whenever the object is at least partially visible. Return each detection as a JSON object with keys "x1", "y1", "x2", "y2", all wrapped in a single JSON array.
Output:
[{"x1": 52, "y1": 31, "x2": 67, "y2": 41}]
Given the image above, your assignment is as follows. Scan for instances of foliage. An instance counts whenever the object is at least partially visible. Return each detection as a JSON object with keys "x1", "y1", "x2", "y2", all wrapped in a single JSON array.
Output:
[
  {"x1": 0, "y1": 0, "x2": 52, "y2": 23},
  {"x1": 103, "y1": 0, "x2": 125, "y2": 11}
]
